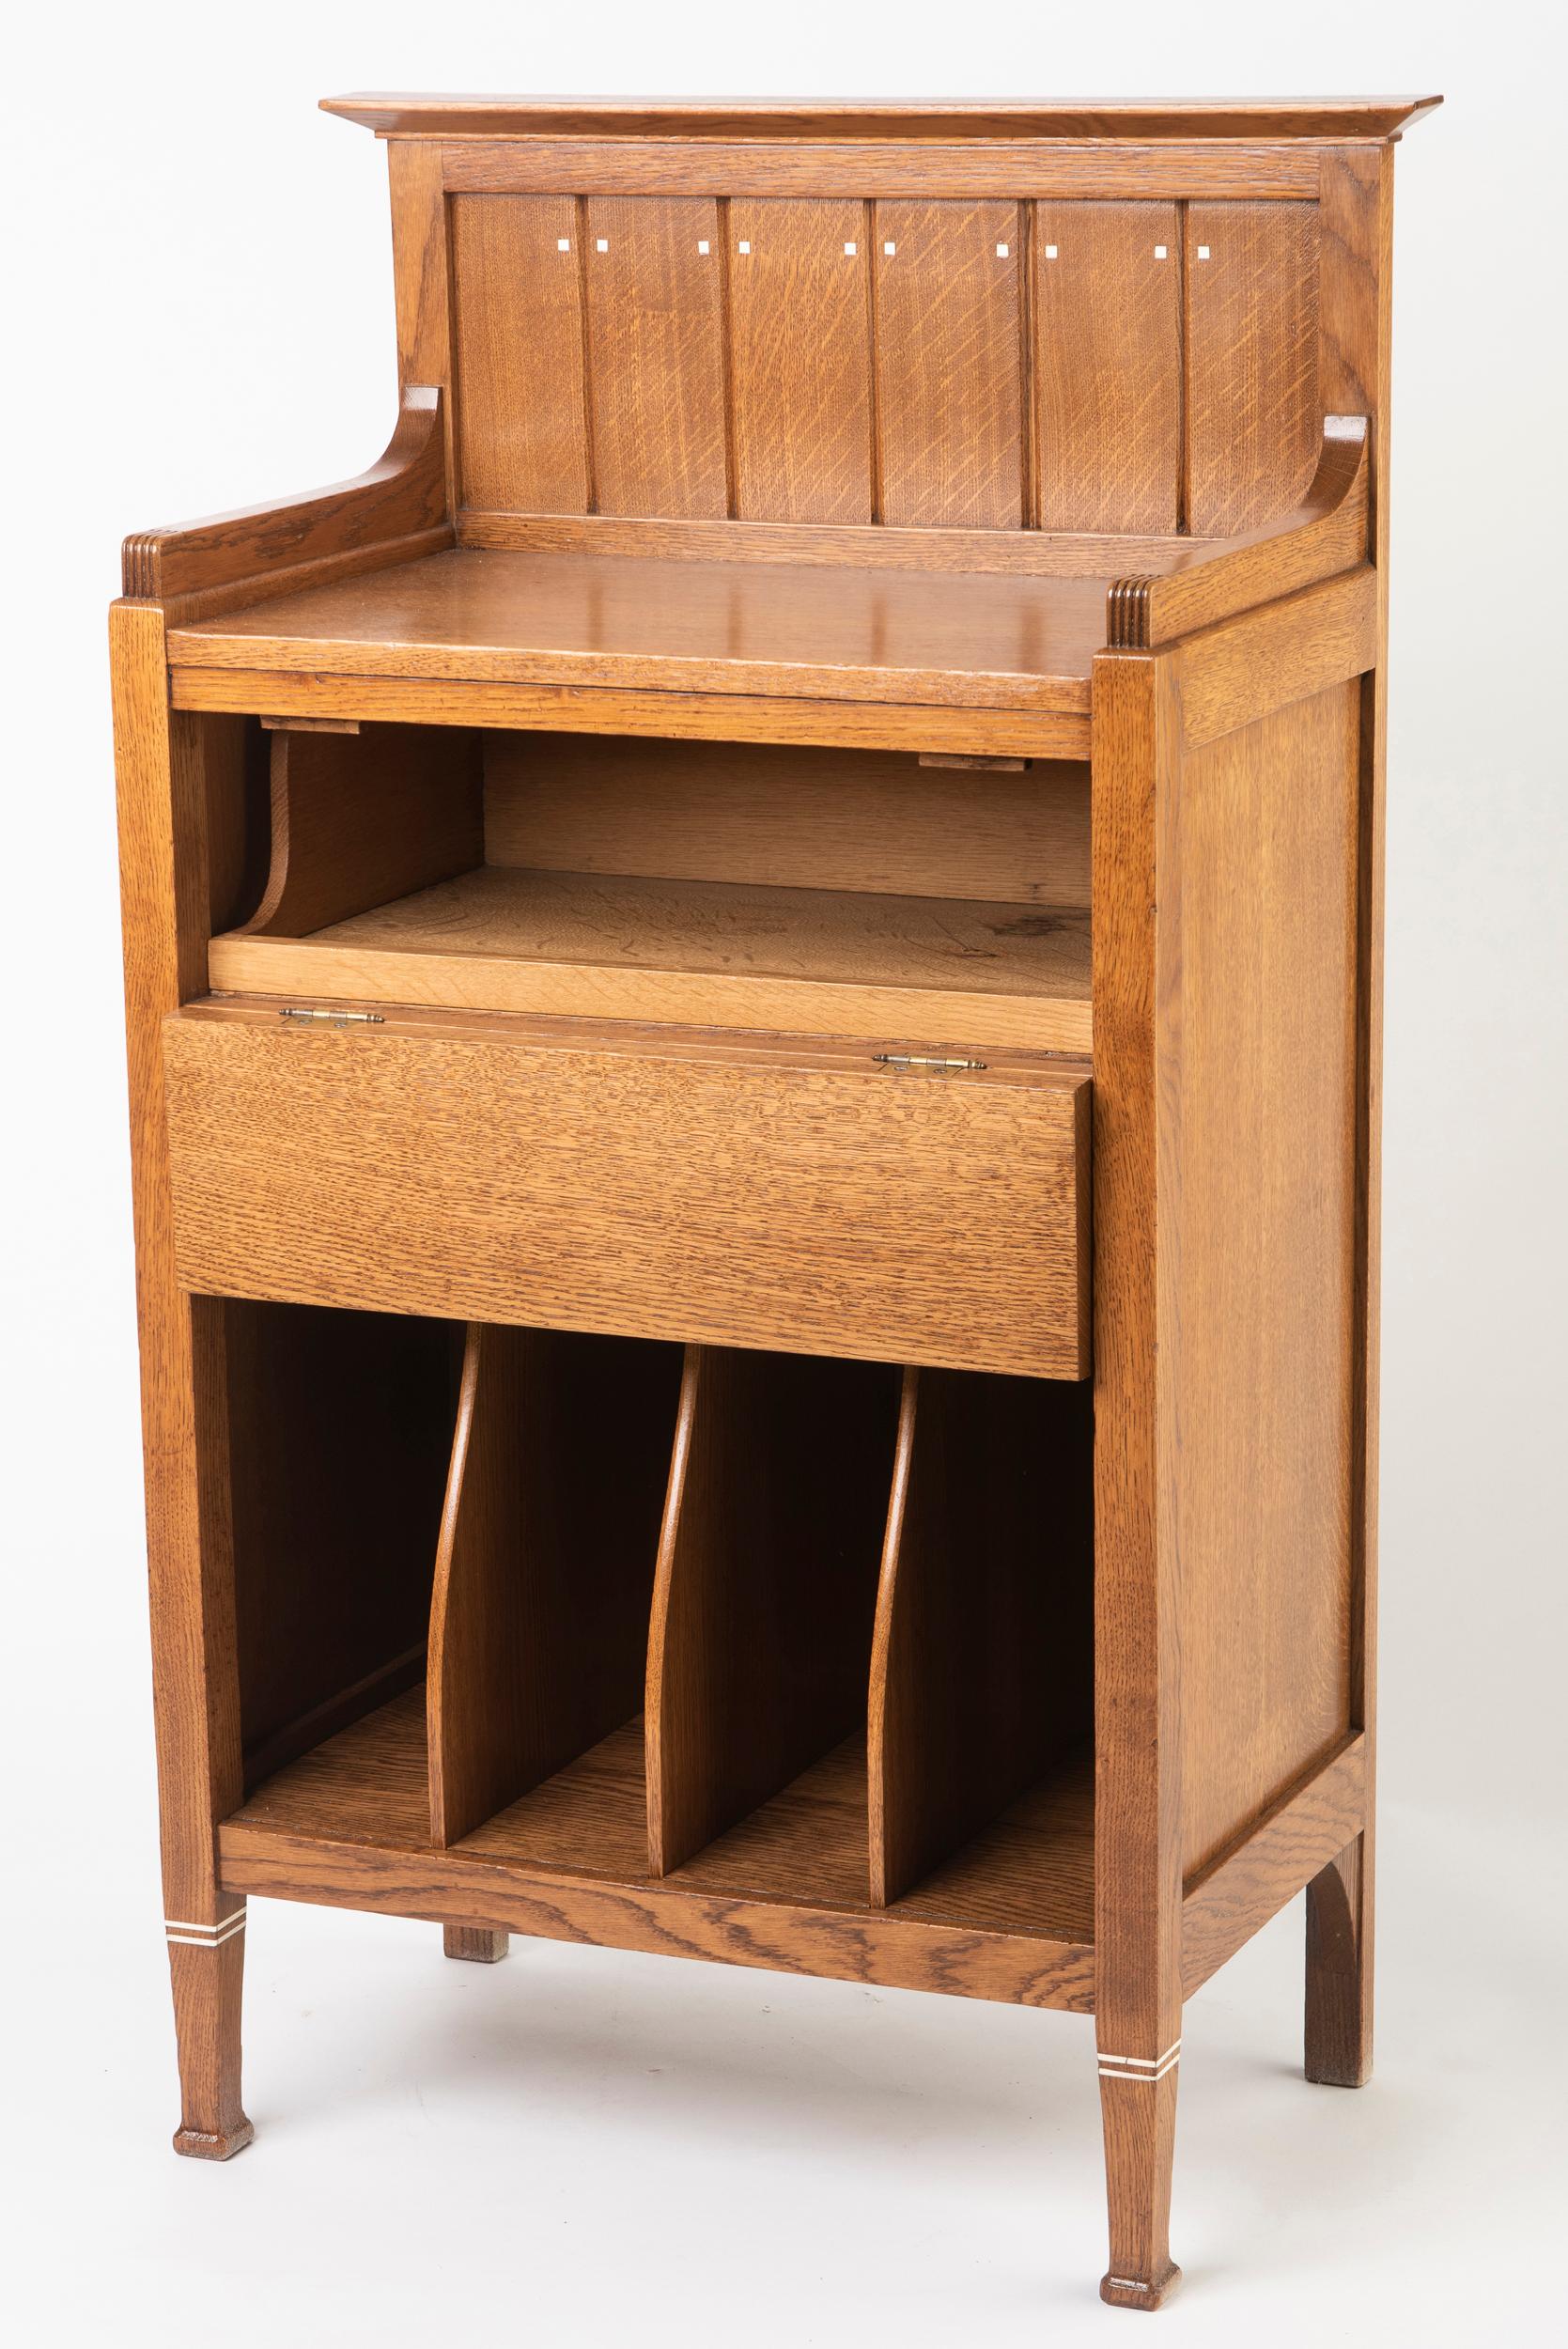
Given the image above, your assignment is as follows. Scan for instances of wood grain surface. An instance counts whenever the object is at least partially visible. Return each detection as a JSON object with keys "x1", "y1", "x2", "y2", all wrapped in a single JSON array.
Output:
[
  {"x1": 111, "y1": 608, "x2": 254, "y2": 2151},
  {"x1": 1182, "y1": 1736, "x2": 1366, "y2": 1994},
  {"x1": 116, "y1": 87, "x2": 1436, "y2": 2288},
  {"x1": 442, "y1": 1924, "x2": 510, "y2": 1962},
  {"x1": 221, "y1": 1688, "x2": 1097, "y2": 2009},
  {"x1": 236, "y1": 721, "x2": 482, "y2": 938},
  {"x1": 1088, "y1": 645, "x2": 1186, "y2": 2305},
  {"x1": 168, "y1": 548, "x2": 1105, "y2": 713},
  {"x1": 455, "y1": 507, "x2": 1215, "y2": 574},
  {"x1": 172, "y1": 664, "x2": 1094, "y2": 760},
  {"x1": 1165, "y1": 679, "x2": 1361, "y2": 1875},
  {"x1": 435, "y1": 136, "x2": 1332, "y2": 203},
  {"x1": 874, "y1": 200, "x2": 1023, "y2": 528},
  {"x1": 1187, "y1": 201, "x2": 1322, "y2": 533},
  {"x1": 123, "y1": 386, "x2": 452, "y2": 616},
  {"x1": 483, "y1": 732, "x2": 1093, "y2": 906},
  {"x1": 387, "y1": 142, "x2": 454, "y2": 396},
  {"x1": 224, "y1": 1301, "x2": 459, "y2": 1787},
  {"x1": 869, "y1": 1367, "x2": 1094, "y2": 1904},
  {"x1": 324, "y1": 95, "x2": 1442, "y2": 140},
  {"x1": 427, "y1": 1324, "x2": 680, "y2": 1845},
  {"x1": 1035, "y1": 202, "x2": 1180, "y2": 533},
  {"x1": 728, "y1": 198, "x2": 874, "y2": 523},
  {"x1": 452, "y1": 194, "x2": 591, "y2": 514},
  {"x1": 645, "y1": 1346, "x2": 898, "y2": 1875},
  {"x1": 1305, "y1": 1831, "x2": 1374, "y2": 2085},
  {"x1": 163, "y1": 1001, "x2": 1093, "y2": 1378},
  {"x1": 583, "y1": 196, "x2": 728, "y2": 518},
  {"x1": 211, "y1": 863, "x2": 1093, "y2": 1053},
  {"x1": 1107, "y1": 421, "x2": 1368, "y2": 652},
  {"x1": 1169, "y1": 566, "x2": 1374, "y2": 748}
]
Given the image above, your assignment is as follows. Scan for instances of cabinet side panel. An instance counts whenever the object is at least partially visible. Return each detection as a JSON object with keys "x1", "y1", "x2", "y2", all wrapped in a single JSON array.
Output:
[{"x1": 1170, "y1": 678, "x2": 1361, "y2": 1875}]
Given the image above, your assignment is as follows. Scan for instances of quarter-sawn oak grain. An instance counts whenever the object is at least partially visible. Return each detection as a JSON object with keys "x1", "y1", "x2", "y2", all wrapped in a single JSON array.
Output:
[{"x1": 112, "y1": 86, "x2": 1436, "y2": 2306}]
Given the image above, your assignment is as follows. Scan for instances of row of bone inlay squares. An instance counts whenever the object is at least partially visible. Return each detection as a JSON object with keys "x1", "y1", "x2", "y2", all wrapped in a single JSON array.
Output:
[{"x1": 552, "y1": 238, "x2": 1216, "y2": 259}]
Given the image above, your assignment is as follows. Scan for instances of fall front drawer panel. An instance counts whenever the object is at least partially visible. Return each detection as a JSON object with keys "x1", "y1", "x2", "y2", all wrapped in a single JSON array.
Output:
[{"x1": 162, "y1": 1003, "x2": 1091, "y2": 1378}]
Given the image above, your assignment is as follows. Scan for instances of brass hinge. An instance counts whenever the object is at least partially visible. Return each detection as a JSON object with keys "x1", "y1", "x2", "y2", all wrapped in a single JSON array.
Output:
[
  {"x1": 279, "y1": 1006, "x2": 385, "y2": 1026},
  {"x1": 873, "y1": 1052, "x2": 987, "y2": 1072}
]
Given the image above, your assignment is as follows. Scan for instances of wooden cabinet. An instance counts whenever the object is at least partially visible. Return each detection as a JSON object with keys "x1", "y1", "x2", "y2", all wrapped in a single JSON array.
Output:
[{"x1": 111, "y1": 90, "x2": 1439, "y2": 2310}]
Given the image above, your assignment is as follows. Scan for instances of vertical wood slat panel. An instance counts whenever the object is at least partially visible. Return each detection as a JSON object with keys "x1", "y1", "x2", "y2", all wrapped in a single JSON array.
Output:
[
  {"x1": 583, "y1": 196, "x2": 729, "y2": 519},
  {"x1": 1187, "y1": 201, "x2": 1322, "y2": 534},
  {"x1": 1035, "y1": 202, "x2": 1181, "y2": 533},
  {"x1": 451, "y1": 195, "x2": 591, "y2": 515},
  {"x1": 729, "y1": 199, "x2": 873, "y2": 523},
  {"x1": 873, "y1": 201, "x2": 1024, "y2": 529}
]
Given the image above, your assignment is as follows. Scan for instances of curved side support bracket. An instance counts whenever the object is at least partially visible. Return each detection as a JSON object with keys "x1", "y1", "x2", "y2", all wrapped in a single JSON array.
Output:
[
  {"x1": 1108, "y1": 416, "x2": 1370, "y2": 651},
  {"x1": 121, "y1": 384, "x2": 452, "y2": 615}
]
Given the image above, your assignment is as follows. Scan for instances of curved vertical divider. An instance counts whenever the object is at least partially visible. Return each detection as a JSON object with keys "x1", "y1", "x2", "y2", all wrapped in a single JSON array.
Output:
[
  {"x1": 427, "y1": 1322, "x2": 680, "y2": 1848},
  {"x1": 868, "y1": 1366, "x2": 1094, "y2": 1906},
  {"x1": 645, "y1": 1344, "x2": 899, "y2": 1879}
]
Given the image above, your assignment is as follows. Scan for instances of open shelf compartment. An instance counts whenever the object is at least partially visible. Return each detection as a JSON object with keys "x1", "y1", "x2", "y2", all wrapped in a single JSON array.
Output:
[
  {"x1": 204, "y1": 721, "x2": 1093, "y2": 1054},
  {"x1": 217, "y1": 1302, "x2": 1097, "y2": 2008}
]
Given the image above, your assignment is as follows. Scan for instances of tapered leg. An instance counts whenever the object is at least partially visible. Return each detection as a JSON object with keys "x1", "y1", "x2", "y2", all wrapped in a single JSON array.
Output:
[
  {"x1": 443, "y1": 1925, "x2": 509, "y2": 1963},
  {"x1": 1098, "y1": 2053, "x2": 1182, "y2": 2310},
  {"x1": 1305, "y1": 1830, "x2": 1374, "y2": 2086},
  {"x1": 168, "y1": 1911, "x2": 254, "y2": 2159}
]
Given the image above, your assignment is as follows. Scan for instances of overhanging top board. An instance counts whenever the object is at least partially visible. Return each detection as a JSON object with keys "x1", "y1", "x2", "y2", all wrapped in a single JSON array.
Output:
[{"x1": 321, "y1": 95, "x2": 1442, "y2": 142}]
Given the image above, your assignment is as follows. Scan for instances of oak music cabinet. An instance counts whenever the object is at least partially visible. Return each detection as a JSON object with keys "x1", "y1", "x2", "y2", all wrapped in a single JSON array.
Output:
[{"x1": 112, "y1": 93, "x2": 1439, "y2": 2310}]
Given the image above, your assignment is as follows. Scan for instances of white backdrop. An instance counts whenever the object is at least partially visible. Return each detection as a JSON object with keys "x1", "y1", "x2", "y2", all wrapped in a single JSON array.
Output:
[{"x1": 4, "y1": 5, "x2": 1564, "y2": 2342}]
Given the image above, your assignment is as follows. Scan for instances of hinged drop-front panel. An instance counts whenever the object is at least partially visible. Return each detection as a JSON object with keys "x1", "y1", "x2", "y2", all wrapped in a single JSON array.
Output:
[{"x1": 162, "y1": 1004, "x2": 1091, "y2": 1378}]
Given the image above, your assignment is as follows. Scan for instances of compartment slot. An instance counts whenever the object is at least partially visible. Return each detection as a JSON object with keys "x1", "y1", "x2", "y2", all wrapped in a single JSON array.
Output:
[
  {"x1": 225, "y1": 1301, "x2": 462, "y2": 1789},
  {"x1": 869, "y1": 1366, "x2": 1094, "y2": 1906},
  {"x1": 427, "y1": 1323, "x2": 681, "y2": 1846},
  {"x1": 646, "y1": 1345, "x2": 899, "y2": 1876},
  {"x1": 234, "y1": 720, "x2": 483, "y2": 940}
]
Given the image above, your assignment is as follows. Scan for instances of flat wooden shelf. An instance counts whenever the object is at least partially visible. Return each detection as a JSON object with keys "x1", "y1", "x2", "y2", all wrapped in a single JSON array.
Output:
[
  {"x1": 220, "y1": 1688, "x2": 1096, "y2": 1969},
  {"x1": 166, "y1": 549, "x2": 1110, "y2": 716},
  {"x1": 211, "y1": 864, "x2": 1093, "y2": 1051}
]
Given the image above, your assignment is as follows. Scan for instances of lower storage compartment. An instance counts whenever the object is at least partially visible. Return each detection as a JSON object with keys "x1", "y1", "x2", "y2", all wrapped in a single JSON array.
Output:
[{"x1": 217, "y1": 1302, "x2": 1098, "y2": 2009}]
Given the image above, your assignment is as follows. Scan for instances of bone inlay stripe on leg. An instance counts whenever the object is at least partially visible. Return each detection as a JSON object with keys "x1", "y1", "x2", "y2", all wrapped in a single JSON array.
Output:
[
  {"x1": 1097, "y1": 2039, "x2": 1181, "y2": 2082},
  {"x1": 1099, "y1": 2055, "x2": 1181, "y2": 2084},
  {"x1": 164, "y1": 1911, "x2": 246, "y2": 1946}
]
